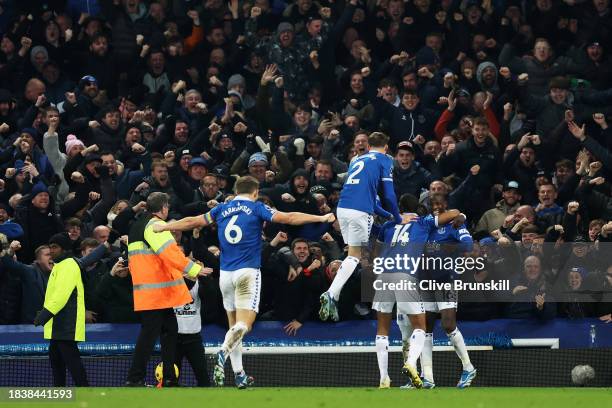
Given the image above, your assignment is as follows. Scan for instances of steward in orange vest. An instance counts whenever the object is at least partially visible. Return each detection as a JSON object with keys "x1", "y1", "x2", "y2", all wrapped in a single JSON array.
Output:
[
  {"x1": 125, "y1": 192, "x2": 210, "y2": 387},
  {"x1": 128, "y1": 215, "x2": 201, "y2": 312}
]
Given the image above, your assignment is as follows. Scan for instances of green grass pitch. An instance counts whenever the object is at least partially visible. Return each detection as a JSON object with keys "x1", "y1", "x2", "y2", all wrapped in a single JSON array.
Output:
[{"x1": 5, "y1": 387, "x2": 610, "y2": 408}]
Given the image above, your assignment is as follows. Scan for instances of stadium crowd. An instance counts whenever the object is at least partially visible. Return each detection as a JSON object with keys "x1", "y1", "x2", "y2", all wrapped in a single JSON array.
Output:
[{"x1": 1, "y1": 0, "x2": 612, "y2": 335}]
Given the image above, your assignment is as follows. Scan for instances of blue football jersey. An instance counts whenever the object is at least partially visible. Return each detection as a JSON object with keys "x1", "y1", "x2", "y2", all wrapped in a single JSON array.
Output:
[
  {"x1": 338, "y1": 151, "x2": 394, "y2": 215},
  {"x1": 426, "y1": 222, "x2": 474, "y2": 279},
  {"x1": 377, "y1": 214, "x2": 438, "y2": 274},
  {"x1": 206, "y1": 197, "x2": 276, "y2": 271},
  {"x1": 429, "y1": 223, "x2": 473, "y2": 247}
]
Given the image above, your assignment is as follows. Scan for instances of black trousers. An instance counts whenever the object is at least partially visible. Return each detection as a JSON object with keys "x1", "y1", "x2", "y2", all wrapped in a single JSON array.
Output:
[
  {"x1": 48, "y1": 339, "x2": 89, "y2": 387},
  {"x1": 176, "y1": 333, "x2": 210, "y2": 386},
  {"x1": 127, "y1": 308, "x2": 178, "y2": 383}
]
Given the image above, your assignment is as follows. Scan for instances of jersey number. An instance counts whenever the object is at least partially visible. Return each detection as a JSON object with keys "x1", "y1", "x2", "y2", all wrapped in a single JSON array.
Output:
[
  {"x1": 224, "y1": 215, "x2": 243, "y2": 244},
  {"x1": 346, "y1": 161, "x2": 365, "y2": 185},
  {"x1": 391, "y1": 224, "x2": 411, "y2": 245}
]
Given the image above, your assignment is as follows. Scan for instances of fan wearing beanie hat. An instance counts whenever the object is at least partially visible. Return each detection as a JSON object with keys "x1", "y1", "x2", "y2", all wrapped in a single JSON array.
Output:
[
  {"x1": 48, "y1": 232, "x2": 73, "y2": 255},
  {"x1": 65, "y1": 135, "x2": 86, "y2": 157}
]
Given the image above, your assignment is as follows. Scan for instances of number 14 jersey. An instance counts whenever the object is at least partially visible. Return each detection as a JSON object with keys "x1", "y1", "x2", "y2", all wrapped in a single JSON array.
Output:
[
  {"x1": 338, "y1": 151, "x2": 394, "y2": 215},
  {"x1": 205, "y1": 197, "x2": 276, "y2": 272}
]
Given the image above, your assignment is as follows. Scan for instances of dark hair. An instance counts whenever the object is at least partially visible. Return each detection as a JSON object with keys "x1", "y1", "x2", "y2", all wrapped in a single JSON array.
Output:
[
  {"x1": 379, "y1": 78, "x2": 397, "y2": 89},
  {"x1": 430, "y1": 193, "x2": 448, "y2": 206},
  {"x1": 44, "y1": 106, "x2": 59, "y2": 117},
  {"x1": 539, "y1": 182, "x2": 557, "y2": 192},
  {"x1": 80, "y1": 238, "x2": 99, "y2": 251},
  {"x1": 90, "y1": 32, "x2": 108, "y2": 45},
  {"x1": 316, "y1": 159, "x2": 333, "y2": 169},
  {"x1": 399, "y1": 193, "x2": 419, "y2": 213},
  {"x1": 555, "y1": 159, "x2": 573, "y2": 170},
  {"x1": 234, "y1": 176, "x2": 259, "y2": 194},
  {"x1": 521, "y1": 224, "x2": 539, "y2": 234},
  {"x1": 295, "y1": 103, "x2": 312, "y2": 115},
  {"x1": 65, "y1": 217, "x2": 82, "y2": 228},
  {"x1": 146, "y1": 192, "x2": 170, "y2": 213},
  {"x1": 291, "y1": 238, "x2": 309, "y2": 250},
  {"x1": 472, "y1": 117, "x2": 489, "y2": 128}
]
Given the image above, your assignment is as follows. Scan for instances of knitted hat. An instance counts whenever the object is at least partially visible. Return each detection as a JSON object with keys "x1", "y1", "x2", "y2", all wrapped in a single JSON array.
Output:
[
  {"x1": 248, "y1": 152, "x2": 268, "y2": 167},
  {"x1": 65, "y1": 134, "x2": 85, "y2": 154},
  {"x1": 49, "y1": 233, "x2": 72, "y2": 251},
  {"x1": 20, "y1": 128, "x2": 38, "y2": 139},
  {"x1": 0, "y1": 88, "x2": 12, "y2": 103},
  {"x1": 30, "y1": 46, "x2": 49, "y2": 65},
  {"x1": 30, "y1": 181, "x2": 49, "y2": 198},
  {"x1": 228, "y1": 74, "x2": 246, "y2": 89},
  {"x1": 277, "y1": 22, "x2": 294, "y2": 34},
  {"x1": 549, "y1": 76, "x2": 570, "y2": 90}
]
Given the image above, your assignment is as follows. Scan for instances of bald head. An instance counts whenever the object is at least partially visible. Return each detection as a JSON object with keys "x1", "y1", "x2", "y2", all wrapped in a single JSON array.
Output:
[
  {"x1": 515, "y1": 205, "x2": 535, "y2": 223},
  {"x1": 25, "y1": 78, "x2": 46, "y2": 103},
  {"x1": 93, "y1": 225, "x2": 110, "y2": 244}
]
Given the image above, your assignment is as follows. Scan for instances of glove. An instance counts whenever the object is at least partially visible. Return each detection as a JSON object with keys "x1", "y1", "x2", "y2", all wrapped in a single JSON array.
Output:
[
  {"x1": 293, "y1": 138, "x2": 305, "y2": 156},
  {"x1": 33, "y1": 308, "x2": 54, "y2": 326},
  {"x1": 245, "y1": 133, "x2": 259, "y2": 155},
  {"x1": 255, "y1": 135, "x2": 271, "y2": 154},
  {"x1": 97, "y1": 164, "x2": 110, "y2": 179}
]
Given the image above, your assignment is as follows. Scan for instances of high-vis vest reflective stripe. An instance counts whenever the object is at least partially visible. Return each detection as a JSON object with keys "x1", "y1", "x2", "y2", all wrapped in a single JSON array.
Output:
[{"x1": 128, "y1": 218, "x2": 201, "y2": 311}]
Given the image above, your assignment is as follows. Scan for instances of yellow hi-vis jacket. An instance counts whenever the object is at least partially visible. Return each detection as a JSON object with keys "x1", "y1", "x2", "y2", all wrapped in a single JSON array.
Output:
[
  {"x1": 43, "y1": 257, "x2": 85, "y2": 341},
  {"x1": 128, "y1": 215, "x2": 201, "y2": 311}
]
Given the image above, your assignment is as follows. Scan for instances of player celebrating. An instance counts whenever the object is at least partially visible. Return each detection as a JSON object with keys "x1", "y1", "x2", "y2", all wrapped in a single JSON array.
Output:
[
  {"x1": 373, "y1": 194, "x2": 461, "y2": 389},
  {"x1": 420, "y1": 193, "x2": 476, "y2": 388},
  {"x1": 154, "y1": 176, "x2": 335, "y2": 388},
  {"x1": 320, "y1": 132, "x2": 407, "y2": 322}
]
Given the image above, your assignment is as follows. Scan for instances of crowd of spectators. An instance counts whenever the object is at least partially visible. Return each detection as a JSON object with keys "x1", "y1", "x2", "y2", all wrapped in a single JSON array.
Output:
[{"x1": 1, "y1": 0, "x2": 612, "y2": 335}]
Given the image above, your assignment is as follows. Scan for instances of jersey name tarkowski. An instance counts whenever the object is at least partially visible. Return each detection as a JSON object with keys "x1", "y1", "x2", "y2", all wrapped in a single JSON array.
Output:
[{"x1": 207, "y1": 198, "x2": 276, "y2": 272}]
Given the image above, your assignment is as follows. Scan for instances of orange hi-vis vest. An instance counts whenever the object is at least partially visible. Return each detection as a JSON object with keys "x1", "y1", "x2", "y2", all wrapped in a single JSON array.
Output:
[{"x1": 128, "y1": 215, "x2": 201, "y2": 311}]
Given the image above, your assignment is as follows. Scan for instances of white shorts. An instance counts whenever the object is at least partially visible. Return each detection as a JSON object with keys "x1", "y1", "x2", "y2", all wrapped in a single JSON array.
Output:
[
  {"x1": 219, "y1": 268, "x2": 261, "y2": 313},
  {"x1": 373, "y1": 301, "x2": 425, "y2": 315},
  {"x1": 372, "y1": 273, "x2": 424, "y2": 315},
  {"x1": 337, "y1": 207, "x2": 373, "y2": 246},
  {"x1": 421, "y1": 288, "x2": 458, "y2": 312}
]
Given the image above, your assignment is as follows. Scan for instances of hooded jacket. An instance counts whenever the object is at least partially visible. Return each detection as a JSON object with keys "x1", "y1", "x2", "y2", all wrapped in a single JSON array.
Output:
[{"x1": 476, "y1": 61, "x2": 500, "y2": 94}]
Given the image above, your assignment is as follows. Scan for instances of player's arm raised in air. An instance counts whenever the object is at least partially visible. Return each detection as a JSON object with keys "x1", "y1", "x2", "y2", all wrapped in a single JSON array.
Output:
[
  {"x1": 272, "y1": 211, "x2": 336, "y2": 225},
  {"x1": 152, "y1": 214, "x2": 211, "y2": 232}
]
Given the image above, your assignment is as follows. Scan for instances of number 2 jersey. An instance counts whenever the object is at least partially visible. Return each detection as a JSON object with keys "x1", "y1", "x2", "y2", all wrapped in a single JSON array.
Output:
[
  {"x1": 205, "y1": 197, "x2": 276, "y2": 272},
  {"x1": 338, "y1": 151, "x2": 399, "y2": 219}
]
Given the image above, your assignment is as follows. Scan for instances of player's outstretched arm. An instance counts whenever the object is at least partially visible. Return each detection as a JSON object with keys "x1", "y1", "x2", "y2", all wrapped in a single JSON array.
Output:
[
  {"x1": 152, "y1": 215, "x2": 208, "y2": 232},
  {"x1": 437, "y1": 209, "x2": 461, "y2": 226},
  {"x1": 381, "y1": 182, "x2": 403, "y2": 223},
  {"x1": 272, "y1": 212, "x2": 336, "y2": 226}
]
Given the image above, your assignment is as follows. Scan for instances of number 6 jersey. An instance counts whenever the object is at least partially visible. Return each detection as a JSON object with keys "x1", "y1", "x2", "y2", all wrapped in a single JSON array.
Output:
[{"x1": 205, "y1": 197, "x2": 276, "y2": 272}]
